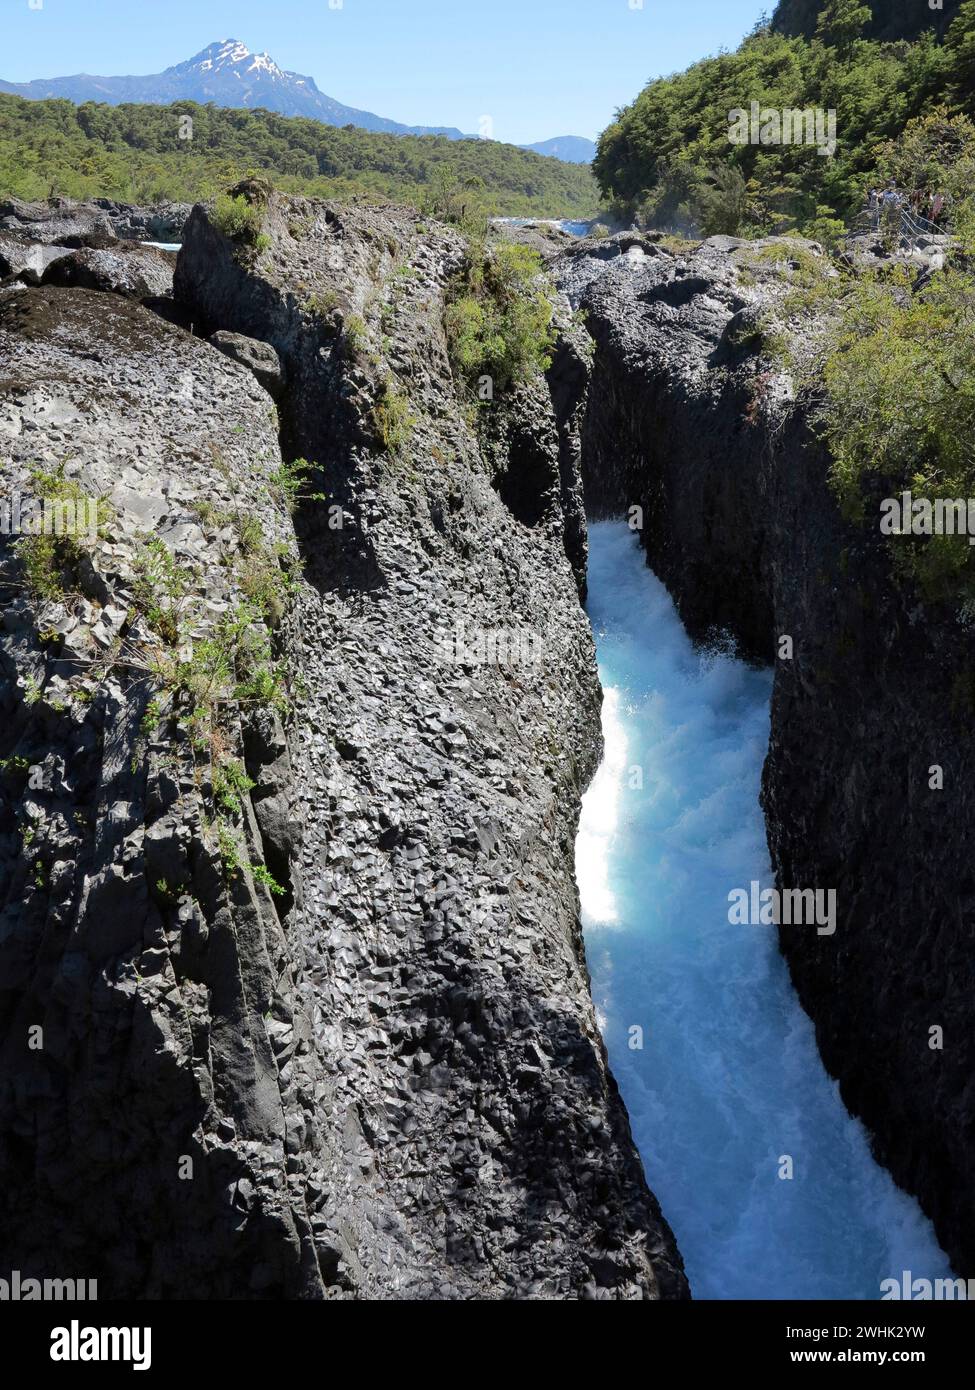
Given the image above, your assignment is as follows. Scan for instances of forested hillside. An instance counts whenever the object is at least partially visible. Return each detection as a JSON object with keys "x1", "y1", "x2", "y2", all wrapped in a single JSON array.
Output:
[
  {"x1": 772, "y1": 0, "x2": 961, "y2": 42},
  {"x1": 595, "y1": 0, "x2": 975, "y2": 236},
  {"x1": 0, "y1": 94, "x2": 600, "y2": 218}
]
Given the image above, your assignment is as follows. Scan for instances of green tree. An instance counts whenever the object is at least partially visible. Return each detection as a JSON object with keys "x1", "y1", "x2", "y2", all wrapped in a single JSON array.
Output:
[
  {"x1": 593, "y1": 12, "x2": 957, "y2": 235},
  {"x1": 0, "y1": 93, "x2": 600, "y2": 220},
  {"x1": 696, "y1": 164, "x2": 753, "y2": 236},
  {"x1": 814, "y1": 0, "x2": 873, "y2": 50},
  {"x1": 946, "y1": 0, "x2": 975, "y2": 101}
]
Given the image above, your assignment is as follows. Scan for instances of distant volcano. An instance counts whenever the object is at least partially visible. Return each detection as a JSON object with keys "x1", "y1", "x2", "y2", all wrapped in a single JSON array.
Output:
[{"x1": 0, "y1": 38, "x2": 594, "y2": 158}]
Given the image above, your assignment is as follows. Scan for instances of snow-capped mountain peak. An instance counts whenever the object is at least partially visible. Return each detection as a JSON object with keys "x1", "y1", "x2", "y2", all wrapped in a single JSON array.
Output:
[
  {"x1": 0, "y1": 40, "x2": 593, "y2": 156},
  {"x1": 211, "y1": 40, "x2": 252, "y2": 66},
  {"x1": 185, "y1": 40, "x2": 258, "y2": 74}
]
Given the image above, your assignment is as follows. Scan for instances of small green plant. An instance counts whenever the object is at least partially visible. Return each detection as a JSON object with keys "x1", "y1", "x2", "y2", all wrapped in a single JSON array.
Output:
[
  {"x1": 216, "y1": 820, "x2": 244, "y2": 875},
  {"x1": 445, "y1": 242, "x2": 556, "y2": 394},
  {"x1": 141, "y1": 698, "x2": 164, "y2": 734},
  {"x1": 133, "y1": 536, "x2": 194, "y2": 645},
  {"x1": 303, "y1": 288, "x2": 341, "y2": 318},
  {"x1": 190, "y1": 499, "x2": 221, "y2": 529},
  {"x1": 344, "y1": 314, "x2": 367, "y2": 355},
  {"x1": 237, "y1": 514, "x2": 264, "y2": 556},
  {"x1": 15, "y1": 461, "x2": 110, "y2": 602},
  {"x1": 372, "y1": 380, "x2": 416, "y2": 455},
  {"x1": 211, "y1": 193, "x2": 265, "y2": 245},
  {"x1": 250, "y1": 862, "x2": 286, "y2": 896},
  {"x1": 233, "y1": 656, "x2": 289, "y2": 713},
  {"x1": 270, "y1": 458, "x2": 324, "y2": 513},
  {"x1": 212, "y1": 758, "x2": 255, "y2": 816},
  {"x1": 215, "y1": 821, "x2": 286, "y2": 896}
]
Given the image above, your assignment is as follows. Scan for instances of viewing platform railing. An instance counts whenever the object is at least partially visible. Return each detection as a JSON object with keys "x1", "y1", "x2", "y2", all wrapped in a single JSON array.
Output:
[{"x1": 854, "y1": 202, "x2": 948, "y2": 245}]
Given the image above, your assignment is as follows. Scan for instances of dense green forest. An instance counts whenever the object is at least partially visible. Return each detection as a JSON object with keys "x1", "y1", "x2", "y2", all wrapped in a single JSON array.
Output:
[
  {"x1": 0, "y1": 94, "x2": 600, "y2": 218},
  {"x1": 595, "y1": 0, "x2": 975, "y2": 236},
  {"x1": 772, "y1": 0, "x2": 961, "y2": 43}
]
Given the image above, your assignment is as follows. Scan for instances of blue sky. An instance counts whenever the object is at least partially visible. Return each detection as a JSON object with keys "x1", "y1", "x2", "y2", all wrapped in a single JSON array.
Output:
[{"x1": 3, "y1": 0, "x2": 770, "y2": 145}]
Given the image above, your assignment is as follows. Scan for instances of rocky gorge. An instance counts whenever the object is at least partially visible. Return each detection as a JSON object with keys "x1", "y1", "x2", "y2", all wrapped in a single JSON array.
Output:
[
  {"x1": 552, "y1": 228, "x2": 975, "y2": 1282},
  {"x1": 0, "y1": 185, "x2": 970, "y2": 1300},
  {"x1": 0, "y1": 192, "x2": 685, "y2": 1299}
]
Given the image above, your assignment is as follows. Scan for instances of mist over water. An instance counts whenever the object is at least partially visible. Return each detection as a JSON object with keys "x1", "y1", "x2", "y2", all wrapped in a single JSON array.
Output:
[{"x1": 576, "y1": 522, "x2": 952, "y2": 1300}]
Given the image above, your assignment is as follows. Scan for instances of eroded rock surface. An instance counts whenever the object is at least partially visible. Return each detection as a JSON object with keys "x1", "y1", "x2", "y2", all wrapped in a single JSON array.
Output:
[
  {"x1": 0, "y1": 197, "x2": 190, "y2": 245},
  {"x1": 41, "y1": 244, "x2": 176, "y2": 300},
  {"x1": 0, "y1": 198, "x2": 687, "y2": 1300}
]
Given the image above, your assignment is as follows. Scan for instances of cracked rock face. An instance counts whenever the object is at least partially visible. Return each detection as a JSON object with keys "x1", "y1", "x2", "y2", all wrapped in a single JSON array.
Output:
[
  {"x1": 41, "y1": 245, "x2": 177, "y2": 300},
  {"x1": 0, "y1": 199, "x2": 687, "y2": 1300},
  {"x1": 555, "y1": 230, "x2": 975, "y2": 1279},
  {"x1": 0, "y1": 197, "x2": 191, "y2": 246}
]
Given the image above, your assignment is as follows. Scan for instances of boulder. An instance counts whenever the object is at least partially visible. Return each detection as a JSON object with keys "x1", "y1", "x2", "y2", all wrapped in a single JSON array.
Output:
[
  {"x1": 210, "y1": 330, "x2": 287, "y2": 398},
  {"x1": 0, "y1": 233, "x2": 73, "y2": 285},
  {"x1": 41, "y1": 244, "x2": 176, "y2": 299}
]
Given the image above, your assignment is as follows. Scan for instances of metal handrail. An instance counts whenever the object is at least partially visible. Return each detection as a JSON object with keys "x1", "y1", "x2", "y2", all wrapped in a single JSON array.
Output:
[
  {"x1": 900, "y1": 205, "x2": 944, "y2": 238},
  {"x1": 854, "y1": 200, "x2": 948, "y2": 242}
]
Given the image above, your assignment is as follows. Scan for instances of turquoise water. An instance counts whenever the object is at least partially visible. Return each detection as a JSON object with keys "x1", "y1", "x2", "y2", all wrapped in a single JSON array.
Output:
[{"x1": 576, "y1": 522, "x2": 952, "y2": 1300}]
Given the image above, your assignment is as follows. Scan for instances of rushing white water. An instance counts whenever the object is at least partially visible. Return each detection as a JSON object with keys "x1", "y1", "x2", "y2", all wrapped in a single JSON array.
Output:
[
  {"x1": 491, "y1": 216, "x2": 592, "y2": 238},
  {"x1": 577, "y1": 522, "x2": 952, "y2": 1300}
]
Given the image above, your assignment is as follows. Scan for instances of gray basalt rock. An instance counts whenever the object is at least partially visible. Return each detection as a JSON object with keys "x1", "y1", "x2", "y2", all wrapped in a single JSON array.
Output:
[
  {"x1": 0, "y1": 197, "x2": 117, "y2": 244},
  {"x1": 93, "y1": 199, "x2": 193, "y2": 244},
  {"x1": 554, "y1": 229, "x2": 975, "y2": 1279},
  {"x1": 210, "y1": 330, "x2": 287, "y2": 399},
  {"x1": 41, "y1": 244, "x2": 176, "y2": 299},
  {"x1": 0, "y1": 233, "x2": 74, "y2": 286},
  {"x1": 489, "y1": 219, "x2": 575, "y2": 262},
  {"x1": 0, "y1": 193, "x2": 688, "y2": 1300},
  {"x1": 0, "y1": 197, "x2": 190, "y2": 246},
  {"x1": 0, "y1": 287, "x2": 322, "y2": 1298}
]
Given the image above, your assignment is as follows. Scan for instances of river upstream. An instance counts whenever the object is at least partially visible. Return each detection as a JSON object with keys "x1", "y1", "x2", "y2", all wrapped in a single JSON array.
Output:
[{"x1": 575, "y1": 522, "x2": 952, "y2": 1300}]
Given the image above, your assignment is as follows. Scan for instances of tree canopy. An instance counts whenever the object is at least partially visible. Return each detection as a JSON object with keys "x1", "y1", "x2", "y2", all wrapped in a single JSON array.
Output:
[
  {"x1": 595, "y1": 0, "x2": 975, "y2": 236},
  {"x1": 0, "y1": 94, "x2": 599, "y2": 219}
]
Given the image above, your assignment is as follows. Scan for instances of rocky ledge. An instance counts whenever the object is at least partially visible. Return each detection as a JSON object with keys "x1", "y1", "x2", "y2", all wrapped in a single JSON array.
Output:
[
  {"x1": 555, "y1": 229, "x2": 975, "y2": 1279},
  {"x1": 0, "y1": 196, "x2": 191, "y2": 245},
  {"x1": 0, "y1": 198, "x2": 186, "y2": 307},
  {"x1": 0, "y1": 195, "x2": 686, "y2": 1299}
]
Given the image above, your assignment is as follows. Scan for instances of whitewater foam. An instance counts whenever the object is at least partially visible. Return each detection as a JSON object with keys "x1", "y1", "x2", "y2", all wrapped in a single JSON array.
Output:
[{"x1": 576, "y1": 521, "x2": 952, "y2": 1300}]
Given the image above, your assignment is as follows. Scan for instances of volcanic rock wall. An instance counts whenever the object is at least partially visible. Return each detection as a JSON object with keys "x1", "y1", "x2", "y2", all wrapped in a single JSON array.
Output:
[
  {"x1": 555, "y1": 230, "x2": 975, "y2": 1279},
  {"x1": 0, "y1": 196, "x2": 687, "y2": 1300}
]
